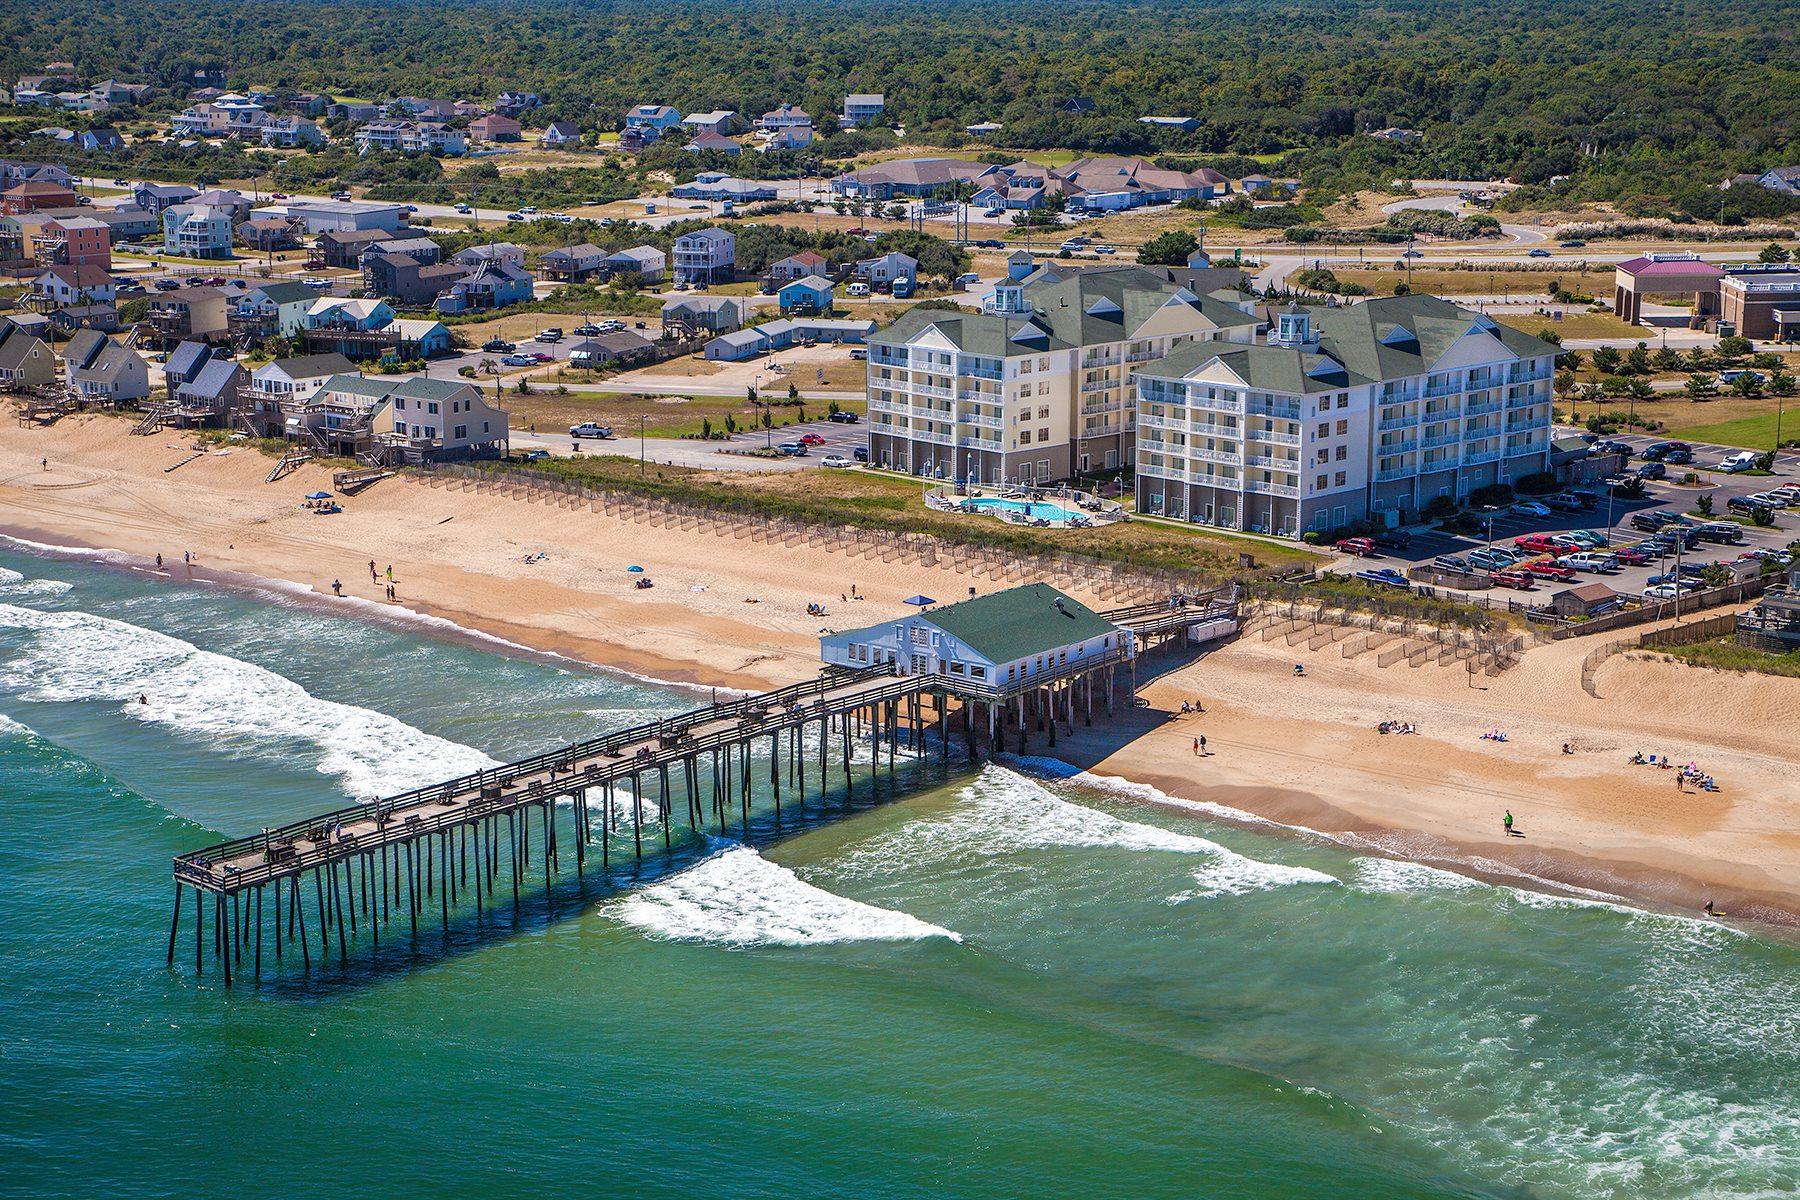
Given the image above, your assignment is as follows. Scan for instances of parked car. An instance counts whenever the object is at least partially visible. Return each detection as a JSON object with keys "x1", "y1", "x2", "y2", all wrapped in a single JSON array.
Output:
[
  {"x1": 1094, "y1": 244, "x2": 1117, "y2": 255},
  {"x1": 1355, "y1": 568, "x2": 1412, "y2": 589},
  {"x1": 1747, "y1": 490, "x2": 1789, "y2": 509},
  {"x1": 301, "y1": 277, "x2": 332, "y2": 289},
  {"x1": 1695, "y1": 521, "x2": 1744, "y2": 544},
  {"x1": 1593, "y1": 440, "x2": 1634, "y2": 457},
  {"x1": 1432, "y1": 555, "x2": 1472, "y2": 574},
  {"x1": 536, "y1": 329, "x2": 563, "y2": 343},
  {"x1": 797, "y1": 433, "x2": 827, "y2": 446},
  {"x1": 819, "y1": 455, "x2": 854, "y2": 469},
  {"x1": 154, "y1": 277, "x2": 182, "y2": 290},
  {"x1": 1372, "y1": 528, "x2": 1412, "y2": 550},
  {"x1": 569, "y1": 422, "x2": 613, "y2": 439},
  {"x1": 454, "y1": 203, "x2": 472, "y2": 214},
  {"x1": 1558, "y1": 239, "x2": 1586, "y2": 248},
  {"x1": 1544, "y1": 493, "x2": 1587, "y2": 512},
  {"x1": 1490, "y1": 569, "x2": 1536, "y2": 589},
  {"x1": 1334, "y1": 537, "x2": 1378, "y2": 557},
  {"x1": 528, "y1": 351, "x2": 553, "y2": 363},
  {"x1": 518, "y1": 448, "x2": 550, "y2": 461},
  {"x1": 1636, "y1": 462, "x2": 1667, "y2": 480},
  {"x1": 1641, "y1": 441, "x2": 1691, "y2": 461},
  {"x1": 1564, "y1": 529, "x2": 1609, "y2": 548},
  {"x1": 1727, "y1": 496, "x2": 1772, "y2": 517},
  {"x1": 505, "y1": 212, "x2": 524, "y2": 222},
  {"x1": 828, "y1": 410, "x2": 860, "y2": 424},
  {"x1": 852, "y1": 447, "x2": 869, "y2": 462},
  {"x1": 1612, "y1": 545, "x2": 1653, "y2": 565},
  {"x1": 1512, "y1": 499, "x2": 1551, "y2": 517},
  {"x1": 777, "y1": 441, "x2": 808, "y2": 456},
  {"x1": 1663, "y1": 449, "x2": 1693, "y2": 465},
  {"x1": 1468, "y1": 547, "x2": 1519, "y2": 570},
  {"x1": 1642, "y1": 582, "x2": 1696, "y2": 600},
  {"x1": 1717, "y1": 369, "x2": 1765, "y2": 386},
  {"x1": 1522, "y1": 559, "x2": 1577, "y2": 581},
  {"x1": 500, "y1": 353, "x2": 537, "y2": 366},
  {"x1": 482, "y1": 339, "x2": 515, "y2": 352}
]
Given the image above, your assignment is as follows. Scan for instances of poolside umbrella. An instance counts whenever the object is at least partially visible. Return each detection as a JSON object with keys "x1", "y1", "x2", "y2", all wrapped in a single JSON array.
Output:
[
  {"x1": 626, "y1": 565, "x2": 645, "y2": 572},
  {"x1": 305, "y1": 490, "x2": 333, "y2": 500},
  {"x1": 902, "y1": 595, "x2": 935, "y2": 607}
]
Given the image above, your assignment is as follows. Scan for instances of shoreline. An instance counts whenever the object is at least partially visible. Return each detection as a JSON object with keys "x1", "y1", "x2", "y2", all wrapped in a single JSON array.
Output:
[{"x1": 4, "y1": 417, "x2": 1798, "y2": 929}]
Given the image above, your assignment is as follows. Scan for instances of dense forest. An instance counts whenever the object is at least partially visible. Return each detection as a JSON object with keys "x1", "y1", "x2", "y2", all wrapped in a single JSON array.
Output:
[{"x1": 2, "y1": 0, "x2": 1795, "y2": 213}]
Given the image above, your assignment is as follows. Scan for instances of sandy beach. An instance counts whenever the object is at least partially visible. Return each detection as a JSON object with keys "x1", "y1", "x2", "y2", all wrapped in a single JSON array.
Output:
[{"x1": 5, "y1": 415, "x2": 1798, "y2": 922}]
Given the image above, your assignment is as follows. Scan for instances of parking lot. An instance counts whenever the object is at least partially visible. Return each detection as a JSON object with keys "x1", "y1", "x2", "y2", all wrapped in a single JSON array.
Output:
[{"x1": 1325, "y1": 441, "x2": 1799, "y2": 606}]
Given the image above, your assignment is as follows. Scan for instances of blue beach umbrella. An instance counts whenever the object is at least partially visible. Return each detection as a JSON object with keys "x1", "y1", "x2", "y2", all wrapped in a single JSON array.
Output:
[
  {"x1": 627, "y1": 565, "x2": 645, "y2": 572},
  {"x1": 903, "y1": 595, "x2": 935, "y2": 607},
  {"x1": 305, "y1": 490, "x2": 333, "y2": 500}
]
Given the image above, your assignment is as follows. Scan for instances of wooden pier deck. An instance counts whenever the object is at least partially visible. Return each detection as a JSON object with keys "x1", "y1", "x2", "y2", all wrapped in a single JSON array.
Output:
[{"x1": 166, "y1": 592, "x2": 1235, "y2": 984}]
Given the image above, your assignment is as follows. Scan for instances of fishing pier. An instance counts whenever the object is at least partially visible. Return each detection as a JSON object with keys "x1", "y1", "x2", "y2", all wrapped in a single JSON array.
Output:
[{"x1": 168, "y1": 587, "x2": 1237, "y2": 983}]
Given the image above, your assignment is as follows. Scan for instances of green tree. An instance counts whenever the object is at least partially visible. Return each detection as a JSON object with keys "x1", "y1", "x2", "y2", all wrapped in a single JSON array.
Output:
[
  {"x1": 1685, "y1": 373, "x2": 1717, "y2": 400},
  {"x1": 1718, "y1": 335, "x2": 1753, "y2": 359},
  {"x1": 1624, "y1": 342, "x2": 1652, "y2": 375},
  {"x1": 1136, "y1": 229, "x2": 1199, "y2": 266},
  {"x1": 1535, "y1": 328, "x2": 1562, "y2": 345},
  {"x1": 1758, "y1": 242, "x2": 1792, "y2": 264},
  {"x1": 1769, "y1": 369, "x2": 1797, "y2": 396},
  {"x1": 1555, "y1": 368, "x2": 1577, "y2": 394},
  {"x1": 1652, "y1": 347, "x2": 1684, "y2": 371},
  {"x1": 1696, "y1": 493, "x2": 1713, "y2": 516},
  {"x1": 1556, "y1": 349, "x2": 1583, "y2": 371},
  {"x1": 1628, "y1": 377, "x2": 1655, "y2": 400},
  {"x1": 788, "y1": 382, "x2": 799, "y2": 401},
  {"x1": 1591, "y1": 345, "x2": 1622, "y2": 373},
  {"x1": 1730, "y1": 370, "x2": 1762, "y2": 397}
]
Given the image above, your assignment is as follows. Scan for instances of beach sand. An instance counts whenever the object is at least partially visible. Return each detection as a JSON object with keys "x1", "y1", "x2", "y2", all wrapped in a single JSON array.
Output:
[{"x1": 5, "y1": 416, "x2": 1798, "y2": 920}]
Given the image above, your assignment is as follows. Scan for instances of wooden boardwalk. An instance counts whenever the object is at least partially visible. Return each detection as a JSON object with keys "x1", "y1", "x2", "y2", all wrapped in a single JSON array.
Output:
[{"x1": 166, "y1": 593, "x2": 1236, "y2": 984}]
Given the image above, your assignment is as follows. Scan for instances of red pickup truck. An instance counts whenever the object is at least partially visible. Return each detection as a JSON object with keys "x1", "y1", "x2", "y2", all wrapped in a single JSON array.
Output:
[
  {"x1": 1335, "y1": 537, "x2": 1377, "y2": 557},
  {"x1": 1522, "y1": 559, "x2": 1577, "y2": 582},
  {"x1": 1513, "y1": 533, "x2": 1566, "y2": 555}
]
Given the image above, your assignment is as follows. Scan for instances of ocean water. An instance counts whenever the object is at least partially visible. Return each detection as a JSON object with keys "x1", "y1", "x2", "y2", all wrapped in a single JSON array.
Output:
[{"x1": 1, "y1": 543, "x2": 1796, "y2": 1200}]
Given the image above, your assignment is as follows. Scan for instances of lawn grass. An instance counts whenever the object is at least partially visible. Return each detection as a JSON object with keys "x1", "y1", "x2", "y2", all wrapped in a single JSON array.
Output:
[
  {"x1": 1330, "y1": 265, "x2": 1610, "y2": 297},
  {"x1": 489, "y1": 386, "x2": 832, "y2": 439},
  {"x1": 1497, "y1": 311, "x2": 1647, "y2": 342},
  {"x1": 505, "y1": 454, "x2": 1318, "y2": 576},
  {"x1": 1663, "y1": 410, "x2": 1795, "y2": 450},
  {"x1": 1660, "y1": 638, "x2": 1800, "y2": 678}
]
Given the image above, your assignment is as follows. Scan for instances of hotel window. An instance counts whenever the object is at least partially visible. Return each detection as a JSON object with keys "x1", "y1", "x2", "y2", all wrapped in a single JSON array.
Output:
[
  {"x1": 1318, "y1": 399, "x2": 1330, "y2": 413},
  {"x1": 1335, "y1": 446, "x2": 1347, "y2": 461},
  {"x1": 1315, "y1": 449, "x2": 1328, "y2": 465},
  {"x1": 1336, "y1": 420, "x2": 1348, "y2": 435},
  {"x1": 1336, "y1": 395, "x2": 1350, "y2": 409},
  {"x1": 1335, "y1": 471, "x2": 1347, "y2": 486},
  {"x1": 1316, "y1": 423, "x2": 1329, "y2": 438},
  {"x1": 1020, "y1": 429, "x2": 1032, "y2": 445},
  {"x1": 1316, "y1": 474, "x2": 1328, "y2": 490},
  {"x1": 1038, "y1": 406, "x2": 1049, "y2": 419}
]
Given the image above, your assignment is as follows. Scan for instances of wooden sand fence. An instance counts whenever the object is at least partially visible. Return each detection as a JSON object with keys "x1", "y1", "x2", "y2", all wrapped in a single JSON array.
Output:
[{"x1": 412, "y1": 463, "x2": 1205, "y2": 604}]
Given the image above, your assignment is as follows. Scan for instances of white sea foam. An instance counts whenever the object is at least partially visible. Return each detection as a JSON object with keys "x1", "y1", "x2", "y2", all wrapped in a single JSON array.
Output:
[
  {"x1": 611, "y1": 844, "x2": 962, "y2": 947},
  {"x1": 0, "y1": 578, "x2": 74, "y2": 599},
  {"x1": 1006, "y1": 754, "x2": 1330, "y2": 836},
  {"x1": 0, "y1": 567, "x2": 21, "y2": 585},
  {"x1": 0, "y1": 602, "x2": 498, "y2": 797},
  {"x1": 1351, "y1": 857, "x2": 1483, "y2": 893},
  {"x1": 833, "y1": 765, "x2": 1339, "y2": 902}
]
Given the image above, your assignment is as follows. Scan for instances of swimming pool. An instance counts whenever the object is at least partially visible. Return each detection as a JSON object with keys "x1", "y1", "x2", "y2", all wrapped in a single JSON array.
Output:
[{"x1": 961, "y1": 496, "x2": 1083, "y2": 522}]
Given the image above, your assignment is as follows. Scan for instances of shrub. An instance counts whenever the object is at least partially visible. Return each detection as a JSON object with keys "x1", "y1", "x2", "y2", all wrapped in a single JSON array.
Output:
[
  {"x1": 1469, "y1": 483, "x2": 1515, "y2": 507},
  {"x1": 1424, "y1": 494, "x2": 1459, "y2": 518},
  {"x1": 1513, "y1": 471, "x2": 1558, "y2": 495}
]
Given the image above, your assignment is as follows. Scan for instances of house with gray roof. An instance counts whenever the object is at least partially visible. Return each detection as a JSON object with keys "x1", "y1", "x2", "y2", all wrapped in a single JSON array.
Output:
[
  {"x1": 63, "y1": 329, "x2": 150, "y2": 403},
  {"x1": 0, "y1": 323, "x2": 55, "y2": 390},
  {"x1": 1132, "y1": 294, "x2": 1555, "y2": 538},
  {"x1": 604, "y1": 245, "x2": 665, "y2": 282},
  {"x1": 865, "y1": 264, "x2": 1258, "y2": 486}
]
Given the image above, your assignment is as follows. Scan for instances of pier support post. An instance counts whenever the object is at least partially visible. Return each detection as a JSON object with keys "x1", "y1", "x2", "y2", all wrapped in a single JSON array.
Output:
[{"x1": 167, "y1": 884, "x2": 183, "y2": 968}]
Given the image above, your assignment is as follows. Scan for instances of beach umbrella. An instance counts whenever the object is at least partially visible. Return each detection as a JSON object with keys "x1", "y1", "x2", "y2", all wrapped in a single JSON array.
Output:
[
  {"x1": 305, "y1": 490, "x2": 333, "y2": 500},
  {"x1": 902, "y1": 594, "x2": 935, "y2": 607},
  {"x1": 627, "y1": 565, "x2": 645, "y2": 572}
]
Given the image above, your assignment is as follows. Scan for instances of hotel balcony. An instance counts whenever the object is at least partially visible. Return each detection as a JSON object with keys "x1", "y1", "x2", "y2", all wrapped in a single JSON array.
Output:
[
  {"x1": 1463, "y1": 446, "x2": 1502, "y2": 465},
  {"x1": 1375, "y1": 465, "x2": 1416, "y2": 482},
  {"x1": 1246, "y1": 399, "x2": 1301, "y2": 420},
  {"x1": 1464, "y1": 397, "x2": 1502, "y2": 416},
  {"x1": 1377, "y1": 413, "x2": 1417, "y2": 431},
  {"x1": 1377, "y1": 438, "x2": 1418, "y2": 456},
  {"x1": 1246, "y1": 478, "x2": 1300, "y2": 498},
  {"x1": 1246, "y1": 453, "x2": 1298, "y2": 470},
  {"x1": 1420, "y1": 430, "x2": 1461, "y2": 449},
  {"x1": 1247, "y1": 427, "x2": 1299, "y2": 446}
]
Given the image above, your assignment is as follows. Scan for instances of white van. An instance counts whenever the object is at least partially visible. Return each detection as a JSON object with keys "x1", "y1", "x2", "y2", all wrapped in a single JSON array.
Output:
[{"x1": 846, "y1": 282, "x2": 870, "y2": 297}]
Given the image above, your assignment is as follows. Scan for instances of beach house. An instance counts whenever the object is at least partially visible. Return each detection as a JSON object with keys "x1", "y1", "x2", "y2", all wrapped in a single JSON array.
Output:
[
  {"x1": 249, "y1": 352, "x2": 358, "y2": 436},
  {"x1": 604, "y1": 246, "x2": 665, "y2": 283},
  {"x1": 672, "y1": 227, "x2": 735, "y2": 286},
  {"x1": 0, "y1": 323, "x2": 55, "y2": 390},
  {"x1": 62, "y1": 329, "x2": 150, "y2": 403},
  {"x1": 232, "y1": 281, "x2": 327, "y2": 340}
]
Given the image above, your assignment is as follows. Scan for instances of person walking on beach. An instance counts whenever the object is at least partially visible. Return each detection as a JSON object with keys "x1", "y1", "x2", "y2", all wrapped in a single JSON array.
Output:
[
  {"x1": 1502, "y1": 810, "x2": 1514, "y2": 836},
  {"x1": 42, "y1": 457, "x2": 48, "y2": 471},
  {"x1": 385, "y1": 564, "x2": 393, "y2": 582},
  {"x1": 369, "y1": 559, "x2": 377, "y2": 582},
  {"x1": 155, "y1": 553, "x2": 163, "y2": 570},
  {"x1": 1199, "y1": 735, "x2": 1207, "y2": 756},
  {"x1": 1193, "y1": 736, "x2": 1200, "y2": 756},
  {"x1": 331, "y1": 579, "x2": 342, "y2": 597}
]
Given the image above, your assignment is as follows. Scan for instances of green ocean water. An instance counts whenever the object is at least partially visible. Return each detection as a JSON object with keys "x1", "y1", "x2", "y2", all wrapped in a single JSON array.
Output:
[{"x1": 0, "y1": 543, "x2": 1795, "y2": 1200}]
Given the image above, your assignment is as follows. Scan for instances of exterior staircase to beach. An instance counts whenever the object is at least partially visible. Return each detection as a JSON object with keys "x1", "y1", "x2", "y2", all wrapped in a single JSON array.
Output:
[{"x1": 266, "y1": 450, "x2": 311, "y2": 483}]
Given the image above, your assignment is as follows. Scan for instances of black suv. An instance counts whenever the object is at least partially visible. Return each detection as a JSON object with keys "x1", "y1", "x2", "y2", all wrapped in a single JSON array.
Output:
[
  {"x1": 482, "y1": 338, "x2": 515, "y2": 352},
  {"x1": 1727, "y1": 496, "x2": 1773, "y2": 518}
]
